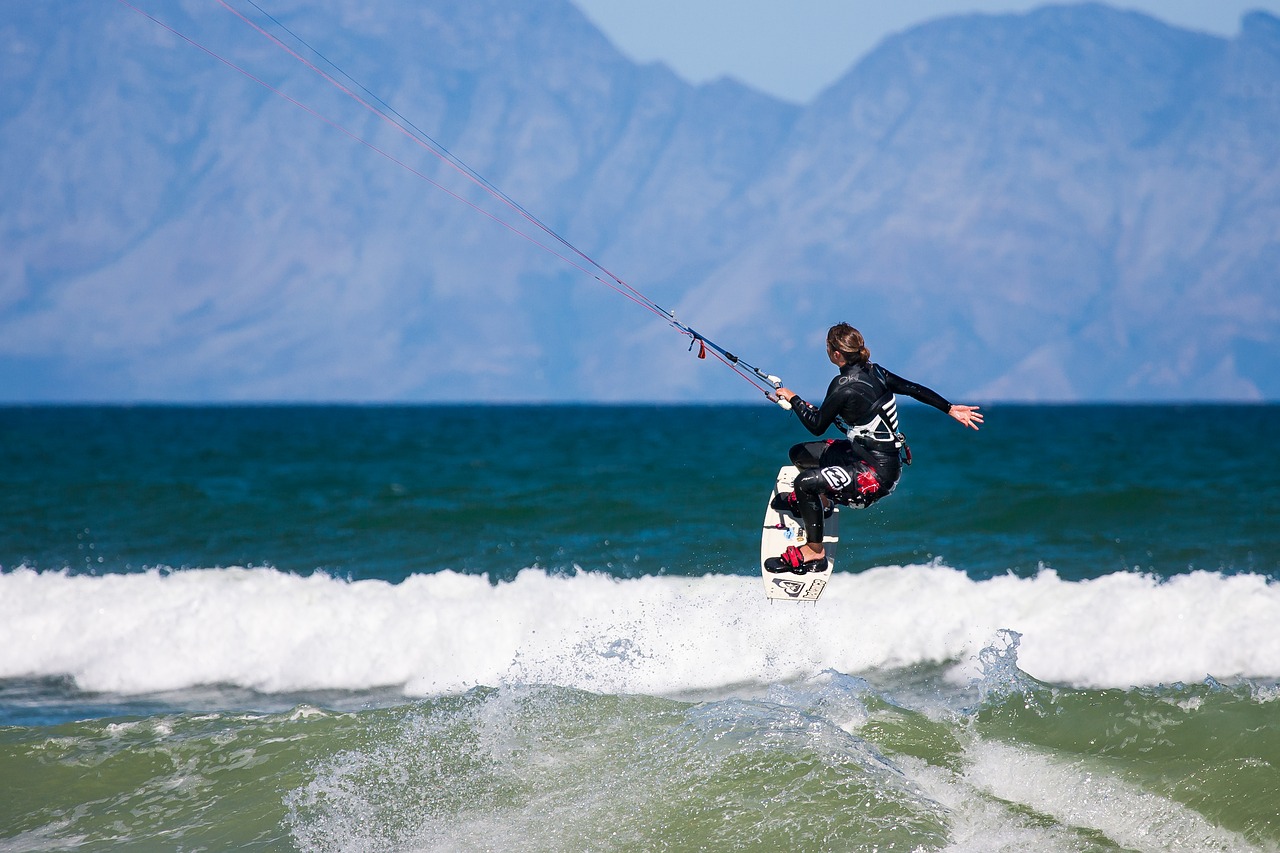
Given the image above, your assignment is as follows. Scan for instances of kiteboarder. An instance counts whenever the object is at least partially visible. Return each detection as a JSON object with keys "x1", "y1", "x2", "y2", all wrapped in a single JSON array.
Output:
[{"x1": 766, "y1": 323, "x2": 983, "y2": 574}]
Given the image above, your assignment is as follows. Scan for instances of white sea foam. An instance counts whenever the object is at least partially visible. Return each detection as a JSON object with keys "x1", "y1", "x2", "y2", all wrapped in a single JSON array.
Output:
[
  {"x1": 955, "y1": 740, "x2": 1257, "y2": 853},
  {"x1": 897, "y1": 739, "x2": 1262, "y2": 853},
  {"x1": 2, "y1": 565, "x2": 1277, "y2": 696}
]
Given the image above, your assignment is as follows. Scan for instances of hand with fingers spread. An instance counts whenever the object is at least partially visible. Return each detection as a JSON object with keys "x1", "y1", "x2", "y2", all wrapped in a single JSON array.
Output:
[{"x1": 948, "y1": 405, "x2": 984, "y2": 430}]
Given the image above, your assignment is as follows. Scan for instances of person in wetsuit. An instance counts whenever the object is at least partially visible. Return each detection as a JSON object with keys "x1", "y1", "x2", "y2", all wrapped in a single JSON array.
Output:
[{"x1": 766, "y1": 323, "x2": 983, "y2": 574}]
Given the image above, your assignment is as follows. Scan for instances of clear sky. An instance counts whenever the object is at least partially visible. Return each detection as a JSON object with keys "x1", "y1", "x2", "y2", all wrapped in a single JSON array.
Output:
[{"x1": 572, "y1": 1, "x2": 1280, "y2": 102}]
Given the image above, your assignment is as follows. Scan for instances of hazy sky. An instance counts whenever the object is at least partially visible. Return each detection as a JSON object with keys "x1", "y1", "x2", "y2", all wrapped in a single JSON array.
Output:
[{"x1": 572, "y1": 1, "x2": 1280, "y2": 102}]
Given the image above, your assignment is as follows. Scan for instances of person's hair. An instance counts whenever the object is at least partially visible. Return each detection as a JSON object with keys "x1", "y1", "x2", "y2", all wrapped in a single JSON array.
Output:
[{"x1": 827, "y1": 323, "x2": 870, "y2": 365}]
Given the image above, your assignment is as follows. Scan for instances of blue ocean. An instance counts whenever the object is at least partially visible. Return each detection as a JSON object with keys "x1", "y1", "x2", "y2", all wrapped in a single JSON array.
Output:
[{"x1": 2, "y1": 403, "x2": 1278, "y2": 851}]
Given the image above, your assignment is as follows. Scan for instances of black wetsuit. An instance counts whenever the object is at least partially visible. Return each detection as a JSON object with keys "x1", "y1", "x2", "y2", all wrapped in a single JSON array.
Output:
[{"x1": 785, "y1": 361, "x2": 952, "y2": 545}]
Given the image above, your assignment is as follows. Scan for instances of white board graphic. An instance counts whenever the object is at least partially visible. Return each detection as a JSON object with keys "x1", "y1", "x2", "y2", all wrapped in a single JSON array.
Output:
[{"x1": 760, "y1": 465, "x2": 838, "y2": 602}]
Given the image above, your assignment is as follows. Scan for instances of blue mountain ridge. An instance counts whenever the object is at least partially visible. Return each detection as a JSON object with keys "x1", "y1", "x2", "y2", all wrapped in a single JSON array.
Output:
[{"x1": 1, "y1": 1, "x2": 1277, "y2": 401}]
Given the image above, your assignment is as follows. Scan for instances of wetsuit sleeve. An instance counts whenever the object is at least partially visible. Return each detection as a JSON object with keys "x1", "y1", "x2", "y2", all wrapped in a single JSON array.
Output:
[
  {"x1": 789, "y1": 376, "x2": 846, "y2": 436},
  {"x1": 882, "y1": 368, "x2": 952, "y2": 413}
]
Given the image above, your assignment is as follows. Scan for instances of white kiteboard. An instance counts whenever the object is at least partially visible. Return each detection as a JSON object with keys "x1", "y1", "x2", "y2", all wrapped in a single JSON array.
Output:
[{"x1": 760, "y1": 465, "x2": 838, "y2": 602}]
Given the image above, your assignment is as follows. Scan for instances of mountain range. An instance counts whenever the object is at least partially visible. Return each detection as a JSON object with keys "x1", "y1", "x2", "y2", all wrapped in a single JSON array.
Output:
[{"x1": 2, "y1": 1, "x2": 1277, "y2": 401}]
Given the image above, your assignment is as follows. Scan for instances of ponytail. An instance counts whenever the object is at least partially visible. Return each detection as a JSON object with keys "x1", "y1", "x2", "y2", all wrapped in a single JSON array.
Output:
[{"x1": 827, "y1": 323, "x2": 870, "y2": 365}]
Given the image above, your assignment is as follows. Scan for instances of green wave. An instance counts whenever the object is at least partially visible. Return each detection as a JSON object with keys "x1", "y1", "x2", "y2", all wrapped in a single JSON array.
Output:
[{"x1": 2, "y1": 674, "x2": 1276, "y2": 851}]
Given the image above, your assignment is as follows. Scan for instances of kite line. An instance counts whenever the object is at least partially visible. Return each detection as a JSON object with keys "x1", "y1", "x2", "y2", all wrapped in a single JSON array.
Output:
[{"x1": 116, "y1": 0, "x2": 792, "y2": 404}]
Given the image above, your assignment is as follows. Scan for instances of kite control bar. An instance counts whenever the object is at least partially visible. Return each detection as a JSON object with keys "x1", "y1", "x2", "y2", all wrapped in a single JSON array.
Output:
[
  {"x1": 766, "y1": 381, "x2": 793, "y2": 411},
  {"x1": 678, "y1": 321, "x2": 791, "y2": 410}
]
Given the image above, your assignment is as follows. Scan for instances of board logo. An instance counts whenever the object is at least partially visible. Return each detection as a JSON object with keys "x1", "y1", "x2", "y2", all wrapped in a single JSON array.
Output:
[
  {"x1": 803, "y1": 578, "x2": 826, "y2": 600},
  {"x1": 772, "y1": 578, "x2": 807, "y2": 597}
]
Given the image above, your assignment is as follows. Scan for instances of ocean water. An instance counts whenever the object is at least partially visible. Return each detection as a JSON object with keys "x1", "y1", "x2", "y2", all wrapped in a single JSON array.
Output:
[{"x1": 1, "y1": 403, "x2": 1277, "y2": 851}]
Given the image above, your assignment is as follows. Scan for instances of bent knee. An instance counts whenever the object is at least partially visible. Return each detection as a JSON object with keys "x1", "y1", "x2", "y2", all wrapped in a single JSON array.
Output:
[{"x1": 792, "y1": 467, "x2": 828, "y2": 496}]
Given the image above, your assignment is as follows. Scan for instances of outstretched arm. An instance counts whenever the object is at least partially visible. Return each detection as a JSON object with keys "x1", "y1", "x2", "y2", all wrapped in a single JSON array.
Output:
[
  {"x1": 947, "y1": 405, "x2": 983, "y2": 430},
  {"x1": 883, "y1": 368, "x2": 982, "y2": 430}
]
